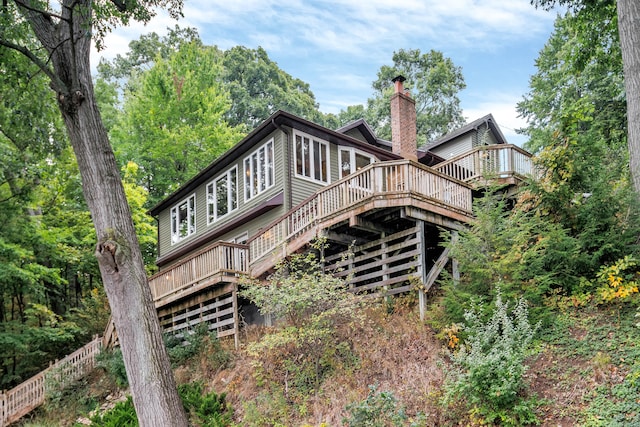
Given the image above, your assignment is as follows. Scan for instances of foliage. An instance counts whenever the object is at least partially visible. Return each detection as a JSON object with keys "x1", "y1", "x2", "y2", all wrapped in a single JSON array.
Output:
[
  {"x1": 96, "y1": 348, "x2": 129, "y2": 388},
  {"x1": 221, "y1": 46, "x2": 327, "y2": 129},
  {"x1": 444, "y1": 292, "x2": 540, "y2": 426},
  {"x1": 86, "y1": 396, "x2": 137, "y2": 427},
  {"x1": 121, "y1": 162, "x2": 158, "y2": 270},
  {"x1": 354, "y1": 48, "x2": 466, "y2": 146},
  {"x1": 178, "y1": 382, "x2": 233, "y2": 427},
  {"x1": 439, "y1": 188, "x2": 579, "y2": 325},
  {"x1": 86, "y1": 383, "x2": 232, "y2": 427},
  {"x1": 583, "y1": 365, "x2": 640, "y2": 427},
  {"x1": 517, "y1": 8, "x2": 640, "y2": 276},
  {"x1": 240, "y1": 388, "x2": 291, "y2": 427},
  {"x1": 109, "y1": 40, "x2": 244, "y2": 206},
  {"x1": 164, "y1": 322, "x2": 230, "y2": 369},
  {"x1": 240, "y1": 245, "x2": 364, "y2": 402},
  {"x1": 343, "y1": 384, "x2": 425, "y2": 427},
  {"x1": 593, "y1": 256, "x2": 640, "y2": 302}
]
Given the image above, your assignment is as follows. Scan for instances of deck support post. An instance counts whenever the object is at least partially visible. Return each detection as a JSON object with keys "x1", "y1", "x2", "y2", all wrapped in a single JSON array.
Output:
[
  {"x1": 232, "y1": 287, "x2": 240, "y2": 350},
  {"x1": 451, "y1": 231, "x2": 460, "y2": 286},
  {"x1": 418, "y1": 221, "x2": 428, "y2": 321}
]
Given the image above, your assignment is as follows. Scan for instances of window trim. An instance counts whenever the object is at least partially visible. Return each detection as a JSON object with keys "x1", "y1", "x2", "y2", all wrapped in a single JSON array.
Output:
[
  {"x1": 170, "y1": 193, "x2": 196, "y2": 245},
  {"x1": 294, "y1": 131, "x2": 330, "y2": 185},
  {"x1": 243, "y1": 139, "x2": 275, "y2": 202},
  {"x1": 206, "y1": 165, "x2": 238, "y2": 225},
  {"x1": 338, "y1": 146, "x2": 375, "y2": 179}
]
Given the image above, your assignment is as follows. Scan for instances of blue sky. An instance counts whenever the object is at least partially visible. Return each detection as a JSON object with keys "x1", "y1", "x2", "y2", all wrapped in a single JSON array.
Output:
[{"x1": 92, "y1": 0, "x2": 560, "y2": 146}]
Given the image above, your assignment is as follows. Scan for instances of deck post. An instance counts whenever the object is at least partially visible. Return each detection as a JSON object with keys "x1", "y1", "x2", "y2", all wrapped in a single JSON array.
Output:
[
  {"x1": 451, "y1": 231, "x2": 460, "y2": 286},
  {"x1": 232, "y1": 287, "x2": 240, "y2": 350},
  {"x1": 418, "y1": 221, "x2": 428, "y2": 321}
]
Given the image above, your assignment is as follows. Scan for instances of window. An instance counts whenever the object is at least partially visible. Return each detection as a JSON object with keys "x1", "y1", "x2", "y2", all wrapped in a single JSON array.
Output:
[
  {"x1": 339, "y1": 147, "x2": 374, "y2": 178},
  {"x1": 295, "y1": 132, "x2": 329, "y2": 183},
  {"x1": 170, "y1": 194, "x2": 196, "y2": 244},
  {"x1": 244, "y1": 139, "x2": 274, "y2": 200},
  {"x1": 207, "y1": 166, "x2": 238, "y2": 224}
]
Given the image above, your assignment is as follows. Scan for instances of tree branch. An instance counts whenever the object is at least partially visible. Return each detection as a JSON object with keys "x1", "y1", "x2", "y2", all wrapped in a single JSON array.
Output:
[
  {"x1": 14, "y1": 0, "x2": 68, "y2": 22},
  {"x1": 0, "y1": 37, "x2": 67, "y2": 92}
]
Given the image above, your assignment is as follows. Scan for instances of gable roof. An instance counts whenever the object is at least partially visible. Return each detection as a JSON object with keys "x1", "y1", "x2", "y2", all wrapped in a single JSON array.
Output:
[
  {"x1": 423, "y1": 114, "x2": 508, "y2": 152},
  {"x1": 149, "y1": 110, "x2": 400, "y2": 216},
  {"x1": 335, "y1": 118, "x2": 393, "y2": 151}
]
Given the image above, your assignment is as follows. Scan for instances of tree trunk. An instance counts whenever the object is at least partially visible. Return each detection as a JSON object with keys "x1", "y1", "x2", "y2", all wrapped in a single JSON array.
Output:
[
  {"x1": 20, "y1": 1, "x2": 188, "y2": 425},
  {"x1": 618, "y1": 0, "x2": 640, "y2": 197}
]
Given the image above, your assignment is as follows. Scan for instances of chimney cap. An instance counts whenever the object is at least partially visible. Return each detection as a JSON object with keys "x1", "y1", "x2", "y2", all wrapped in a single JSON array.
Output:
[{"x1": 392, "y1": 75, "x2": 406, "y2": 83}]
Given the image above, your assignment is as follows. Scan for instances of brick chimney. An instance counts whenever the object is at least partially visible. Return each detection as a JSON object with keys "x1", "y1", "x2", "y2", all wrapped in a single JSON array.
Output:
[{"x1": 390, "y1": 75, "x2": 417, "y2": 161}]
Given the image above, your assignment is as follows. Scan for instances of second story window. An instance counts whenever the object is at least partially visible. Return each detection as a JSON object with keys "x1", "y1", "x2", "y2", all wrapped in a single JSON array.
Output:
[
  {"x1": 244, "y1": 139, "x2": 274, "y2": 201},
  {"x1": 295, "y1": 132, "x2": 329, "y2": 184},
  {"x1": 207, "y1": 166, "x2": 238, "y2": 224},
  {"x1": 170, "y1": 194, "x2": 195, "y2": 244}
]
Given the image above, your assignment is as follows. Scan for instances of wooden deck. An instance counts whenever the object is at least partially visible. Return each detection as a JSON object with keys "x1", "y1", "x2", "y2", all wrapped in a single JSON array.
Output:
[
  {"x1": 150, "y1": 150, "x2": 535, "y2": 311},
  {"x1": 432, "y1": 144, "x2": 534, "y2": 185}
]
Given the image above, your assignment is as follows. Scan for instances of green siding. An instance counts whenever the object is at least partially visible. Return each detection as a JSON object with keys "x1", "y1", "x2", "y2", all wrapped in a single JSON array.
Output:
[
  {"x1": 157, "y1": 130, "x2": 286, "y2": 259},
  {"x1": 431, "y1": 134, "x2": 473, "y2": 160}
]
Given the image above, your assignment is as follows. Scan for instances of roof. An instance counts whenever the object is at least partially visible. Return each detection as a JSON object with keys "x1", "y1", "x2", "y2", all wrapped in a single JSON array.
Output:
[
  {"x1": 335, "y1": 118, "x2": 392, "y2": 150},
  {"x1": 148, "y1": 110, "x2": 401, "y2": 216},
  {"x1": 423, "y1": 114, "x2": 508, "y2": 151}
]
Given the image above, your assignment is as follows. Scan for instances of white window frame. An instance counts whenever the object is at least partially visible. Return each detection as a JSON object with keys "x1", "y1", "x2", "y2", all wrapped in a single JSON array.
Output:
[
  {"x1": 338, "y1": 147, "x2": 375, "y2": 179},
  {"x1": 206, "y1": 166, "x2": 238, "y2": 225},
  {"x1": 170, "y1": 194, "x2": 196, "y2": 245},
  {"x1": 294, "y1": 131, "x2": 330, "y2": 184},
  {"x1": 244, "y1": 139, "x2": 274, "y2": 201}
]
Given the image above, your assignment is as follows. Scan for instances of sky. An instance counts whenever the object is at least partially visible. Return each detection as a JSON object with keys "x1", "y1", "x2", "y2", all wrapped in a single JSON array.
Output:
[{"x1": 92, "y1": 0, "x2": 561, "y2": 146}]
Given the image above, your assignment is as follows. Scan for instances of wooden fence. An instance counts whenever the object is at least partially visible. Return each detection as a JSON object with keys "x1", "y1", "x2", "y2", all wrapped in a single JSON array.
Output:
[{"x1": 0, "y1": 336, "x2": 102, "y2": 426}]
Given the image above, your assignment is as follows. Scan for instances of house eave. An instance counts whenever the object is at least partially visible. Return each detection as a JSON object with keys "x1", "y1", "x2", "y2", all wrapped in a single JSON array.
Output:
[{"x1": 149, "y1": 110, "x2": 400, "y2": 216}]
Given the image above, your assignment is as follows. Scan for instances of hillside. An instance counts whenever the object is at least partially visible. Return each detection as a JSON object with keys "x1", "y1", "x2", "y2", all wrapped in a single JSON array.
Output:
[{"x1": 15, "y1": 295, "x2": 640, "y2": 427}]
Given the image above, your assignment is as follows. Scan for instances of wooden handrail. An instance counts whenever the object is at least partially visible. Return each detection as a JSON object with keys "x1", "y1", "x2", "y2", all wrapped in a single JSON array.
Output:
[
  {"x1": 1, "y1": 336, "x2": 102, "y2": 426},
  {"x1": 148, "y1": 242, "x2": 248, "y2": 301},
  {"x1": 248, "y1": 160, "x2": 473, "y2": 263},
  {"x1": 432, "y1": 144, "x2": 534, "y2": 183}
]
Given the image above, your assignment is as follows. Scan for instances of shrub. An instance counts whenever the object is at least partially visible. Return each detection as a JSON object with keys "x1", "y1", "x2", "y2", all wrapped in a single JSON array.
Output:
[
  {"x1": 86, "y1": 396, "x2": 136, "y2": 427},
  {"x1": 85, "y1": 382, "x2": 232, "y2": 426},
  {"x1": 343, "y1": 384, "x2": 425, "y2": 427},
  {"x1": 95, "y1": 348, "x2": 128, "y2": 388},
  {"x1": 443, "y1": 292, "x2": 540, "y2": 426},
  {"x1": 241, "y1": 245, "x2": 364, "y2": 401}
]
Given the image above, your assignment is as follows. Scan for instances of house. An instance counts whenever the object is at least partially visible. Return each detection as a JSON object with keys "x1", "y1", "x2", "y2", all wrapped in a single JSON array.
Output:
[{"x1": 146, "y1": 76, "x2": 534, "y2": 347}]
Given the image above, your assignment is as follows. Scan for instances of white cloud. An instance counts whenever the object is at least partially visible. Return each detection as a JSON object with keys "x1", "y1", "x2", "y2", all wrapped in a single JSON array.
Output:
[{"x1": 462, "y1": 93, "x2": 529, "y2": 146}]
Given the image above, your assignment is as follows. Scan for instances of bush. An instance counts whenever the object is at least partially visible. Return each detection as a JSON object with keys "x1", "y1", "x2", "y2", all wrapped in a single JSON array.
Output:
[
  {"x1": 343, "y1": 384, "x2": 425, "y2": 427},
  {"x1": 86, "y1": 396, "x2": 136, "y2": 427},
  {"x1": 95, "y1": 348, "x2": 128, "y2": 388},
  {"x1": 164, "y1": 322, "x2": 220, "y2": 367},
  {"x1": 85, "y1": 382, "x2": 232, "y2": 426},
  {"x1": 178, "y1": 381, "x2": 232, "y2": 427},
  {"x1": 443, "y1": 292, "x2": 540, "y2": 426},
  {"x1": 241, "y1": 245, "x2": 364, "y2": 401}
]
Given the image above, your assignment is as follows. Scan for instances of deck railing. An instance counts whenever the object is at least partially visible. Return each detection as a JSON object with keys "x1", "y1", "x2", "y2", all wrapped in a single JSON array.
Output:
[
  {"x1": 249, "y1": 160, "x2": 472, "y2": 262},
  {"x1": 148, "y1": 242, "x2": 248, "y2": 302},
  {"x1": 433, "y1": 144, "x2": 533, "y2": 183},
  {"x1": 0, "y1": 336, "x2": 102, "y2": 427}
]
